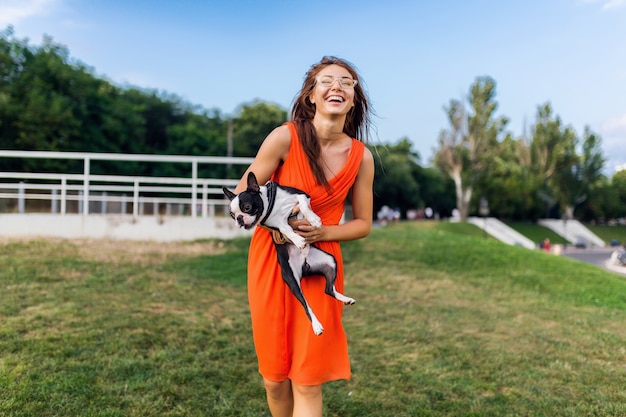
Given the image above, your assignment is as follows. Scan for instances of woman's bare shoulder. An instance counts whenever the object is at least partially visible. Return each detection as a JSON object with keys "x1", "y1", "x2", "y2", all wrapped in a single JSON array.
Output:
[
  {"x1": 361, "y1": 145, "x2": 374, "y2": 165},
  {"x1": 262, "y1": 124, "x2": 292, "y2": 155}
]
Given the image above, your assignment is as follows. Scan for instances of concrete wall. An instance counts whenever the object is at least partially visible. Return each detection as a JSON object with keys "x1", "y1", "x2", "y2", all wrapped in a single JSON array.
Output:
[
  {"x1": 0, "y1": 214, "x2": 253, "y2": 242},
  {"x1": 538, "y1": 219, "x2": 605, "y2": 247},
  {"x1": 467, "y1": 217, "x2": 537, "y2": 249}
]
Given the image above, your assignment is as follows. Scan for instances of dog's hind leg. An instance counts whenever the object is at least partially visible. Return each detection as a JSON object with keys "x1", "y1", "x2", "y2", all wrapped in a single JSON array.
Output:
[
  {"x1": 305, "y1": 246, "x2": 356, "y2": 305},
  {"x1": 276, "y1": 244, "x2": 325, "y2": 335}
]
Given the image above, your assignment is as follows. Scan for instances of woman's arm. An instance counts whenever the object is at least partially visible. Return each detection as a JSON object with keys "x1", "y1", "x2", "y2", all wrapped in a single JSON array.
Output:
[
  {"x1": 295, "y1": 147, "x2": 375, "y2": 244},
  {"x1": 234, "y1": 125, "x2": 291, "y2": 193}
]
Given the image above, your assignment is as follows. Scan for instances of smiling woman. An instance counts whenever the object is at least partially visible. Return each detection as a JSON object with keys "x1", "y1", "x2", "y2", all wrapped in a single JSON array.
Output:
[{"x1": 232, "y1": 56, "x2": 374, "y2": 417}]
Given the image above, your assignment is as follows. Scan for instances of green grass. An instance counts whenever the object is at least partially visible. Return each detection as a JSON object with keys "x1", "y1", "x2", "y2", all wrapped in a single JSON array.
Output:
[
  {"x1": 505, "y1": 221, "x2": 568, "y2": 246},
  {"x1": 585, "y1": 224, "x2": 626, "y2": 246},
  {"x1": 2, "y1": 223, "x2": 626, "y2": 416},
  {"x1": 505, "y1": 221, "x2": 626, "y2": 247}
]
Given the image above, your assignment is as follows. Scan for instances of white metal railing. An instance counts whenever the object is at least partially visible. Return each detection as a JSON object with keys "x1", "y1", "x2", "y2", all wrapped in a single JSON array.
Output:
[{"x1": 0, "y1": 150, "x2": 253, "y2": 218}]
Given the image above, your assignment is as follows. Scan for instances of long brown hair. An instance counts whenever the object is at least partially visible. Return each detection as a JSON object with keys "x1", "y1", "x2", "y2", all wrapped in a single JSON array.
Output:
[{"x1": 290, "y1": 56, "x2": 371, "y2": 188}]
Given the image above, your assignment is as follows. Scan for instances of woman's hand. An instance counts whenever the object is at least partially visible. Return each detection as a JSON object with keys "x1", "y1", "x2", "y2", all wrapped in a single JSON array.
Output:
[
  {"x1": 288, "y1": 209, "x2": 325, "y2": 244},
  {"x1": 294, "y1": 221, "x2": 326, "y2": 244}
]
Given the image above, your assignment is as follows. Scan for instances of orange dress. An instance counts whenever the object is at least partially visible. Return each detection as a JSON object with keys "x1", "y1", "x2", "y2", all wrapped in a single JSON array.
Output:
[{"x1": 247, "y1": 121, "x2": 365, "y2": 385}]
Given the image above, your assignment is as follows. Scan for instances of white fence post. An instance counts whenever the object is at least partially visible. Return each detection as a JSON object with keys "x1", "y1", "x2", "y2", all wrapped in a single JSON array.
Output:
[
  {"x1": 133, "y1": 180, "x2": 139, "y2": 218},
  {"x1": 191, "y1": 159, "x2": 198, "y2": 218},
  {"x1": 83, "y1": 157, "x2": 90, "y2": 215},
  {"x1": 18, "y1": 182, "x2": 25, "y2": 213},
  {"x1": 202, "y1": 182, "x2": 208, "y2": 218},
  {"x1": 51, "y1": 189, "x2": 58, "y2": 213},
  {"x1": 101, "y1": 192, "x2": 107, "y2": 214},
  {"x1": 60, "y1": 176, "x2": 67, "y2": 215}
]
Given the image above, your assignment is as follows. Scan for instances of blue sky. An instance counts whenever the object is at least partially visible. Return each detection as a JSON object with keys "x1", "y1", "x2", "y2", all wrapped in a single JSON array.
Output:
[{"x1": 1, "y1": 0, "x2": 625, "y2": 173}]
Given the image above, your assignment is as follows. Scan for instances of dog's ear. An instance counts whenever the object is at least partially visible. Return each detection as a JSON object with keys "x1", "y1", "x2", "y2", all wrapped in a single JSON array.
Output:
[
  {"x1": 222, "y1": 186, "x2": 236, "y2": 201},
  {"x1": 247, "y1": 172, "x2": 260, "y2": 193}
]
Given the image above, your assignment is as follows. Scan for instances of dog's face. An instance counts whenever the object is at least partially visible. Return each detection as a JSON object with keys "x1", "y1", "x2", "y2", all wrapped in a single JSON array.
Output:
[{"x1": 223, "y1": 172, "x2": 265, "y2": 230}]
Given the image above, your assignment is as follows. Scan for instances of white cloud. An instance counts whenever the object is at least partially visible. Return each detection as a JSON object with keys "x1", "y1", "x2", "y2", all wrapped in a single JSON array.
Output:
[
  {"x1": 0, "y1": 0, "x2": 61, "y2": 27},
  {"x1": 580, "y1": 0, "x2": 626, "y2": 11},
  {"x1": 601, "y1": 0, "x2": 626, "y2": 10}
]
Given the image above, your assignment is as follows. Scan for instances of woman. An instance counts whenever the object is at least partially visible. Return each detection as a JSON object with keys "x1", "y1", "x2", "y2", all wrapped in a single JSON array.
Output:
[{"x1": 233, "y1": 56, "x2": 374, "y2": 417}]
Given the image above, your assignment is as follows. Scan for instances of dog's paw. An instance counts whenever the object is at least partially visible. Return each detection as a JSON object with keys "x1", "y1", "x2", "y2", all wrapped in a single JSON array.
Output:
[
  {"x1": 308, "y1": 215, "x2": 322, "y2": 228},
  {"x1": 334, "y1": 292, "x2": 356, "y2": 305},
  {"x1": 312, "y1": 321, "x2": 324, "y2": 336}
]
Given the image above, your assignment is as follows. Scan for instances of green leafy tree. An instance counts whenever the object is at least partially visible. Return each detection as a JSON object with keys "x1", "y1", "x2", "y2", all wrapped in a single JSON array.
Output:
[
  {"x1": 1, "y1": 33, "x2": 87, "y2": 172},
  {"x1": 9, "y1": 36, "x2": 82, "y2": 151},
  {"x1": 526, "y1": 103, "x2": 576, "y2": 217},
  {"x1": 569, "y1": 127, "x2": 607, "y2": 220},
  {"x1": 369, "y1": 139, "x2": 456, "y2": 220},
  {"x1": 611, "y1": 170, "x2": 626, "y2": 218},
  {"x1": 474, "y1": 133, "x2": 544, "y2": 220},
  {"x1": 413, "y1": 164, "x2": 456, "y2": 218},
  {"x1": 580, "y1": 177, "x2": 617, "y2": 221},
  {"x1": 231, "y1": 101, "x2": 288, "y2": 157},
  {"x1": 0, "y1": 27, "x2": 19, "y2": 139},
  {"x1": 164, "y1": 109, "x2": 229, "y2": 178},
  {"x1": 434, "y1": 76, "x2": 508, "y2": 220},
  {"x1": 370, "y1": 138, "x2": 422, "y2": 217},
  {"x1": 529, "y1": 104, "x2": 605, "y2": 220}
]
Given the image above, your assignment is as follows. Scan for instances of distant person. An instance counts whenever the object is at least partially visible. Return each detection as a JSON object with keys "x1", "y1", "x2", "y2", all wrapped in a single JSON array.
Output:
[
  {"x1": 542, "y1": 238, "x2": 551, "y2": 253},
  {"x1": 231, "y1": 56, "x2": 374, "y2": 417},
  {"x1": 377, "y1": 205, "x2": 391, "y2": 224},
  {"x1": 617, "y1": 245, "x2": 626, "y2": 265},
  {"x1": 392, "y1": 207, "x2": 401, "y2": 221}
]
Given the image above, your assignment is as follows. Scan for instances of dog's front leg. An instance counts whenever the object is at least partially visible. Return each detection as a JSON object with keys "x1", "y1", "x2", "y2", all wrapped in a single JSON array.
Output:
[
  {"x1": 296, "y1": 195, "x2": 322, "y2": 228},
  {"x1": 276, "y1": 224, "x2": 307, "y2": 249}
]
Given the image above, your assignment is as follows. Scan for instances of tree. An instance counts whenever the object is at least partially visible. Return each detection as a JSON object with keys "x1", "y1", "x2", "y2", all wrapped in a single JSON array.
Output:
[
  {"x1": 370, "y1": 138, "x2": 422, "y2": 217},
  {"x1": 369, "y1": 138, "x2": 455, "y2": 219},
  {"x1": 231, "y1": 101, "x2": 288, "y2": 157},
  {"x1": 413, "y1": 164, "x2": 456, "y2": 219},
  {"x1": 6, "y1": 35, "x2": 77, "y2": 151},
  {"x1": 611, "y1": 170, "x2": 626, "y2": 218},
  {"x1": 474, "y1": 133, "x2": 544, "y2": 220},
  {"x1": 524, "y1": 103, "x2": 576, "y2": 218},
  {"x1": 434, "y1": 76, "x2": 508, "y2": 220},
  {"x1": 567, "y1": 127, "x2": 607, "y2": 220},
  {"x1": 528, "y1": 104, "x2": 605, "y2": 220},
  {"x1": 164, "y1": 109, "x2": 229, "y2": 178}
]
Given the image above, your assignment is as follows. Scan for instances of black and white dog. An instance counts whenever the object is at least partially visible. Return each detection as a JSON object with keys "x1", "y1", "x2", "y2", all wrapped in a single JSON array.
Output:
[{"x1": 223, "y1": 172, "x2": 355, "y2": 335}]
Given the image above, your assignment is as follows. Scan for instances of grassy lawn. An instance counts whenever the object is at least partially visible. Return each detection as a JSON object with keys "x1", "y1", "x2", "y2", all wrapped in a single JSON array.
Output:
[
  {"x1": 504, "y1": 221, "x2": 568, "y2": 246},
  {"x1": 585, "y1": 224, "x2": 626, "y2": 246},
  {"x1": 1, "y1": 222, "x2": 626, "y2": 416},
  {"x1": 505, "y1": 220, "x2": 626, "y2": 247}
]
